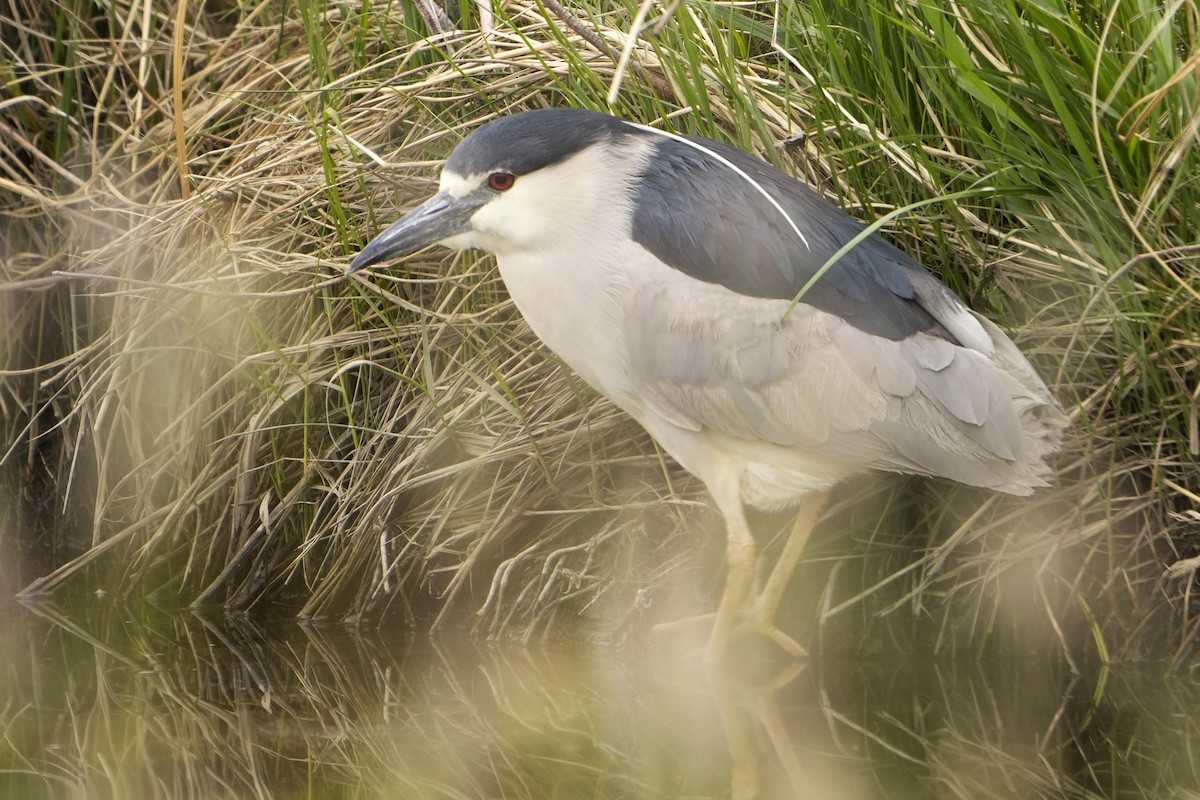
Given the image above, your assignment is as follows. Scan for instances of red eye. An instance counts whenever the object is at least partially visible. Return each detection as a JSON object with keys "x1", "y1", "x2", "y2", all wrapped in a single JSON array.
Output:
[{"x1": 487, "y1": 172, "x2": 516, "y2": 191}]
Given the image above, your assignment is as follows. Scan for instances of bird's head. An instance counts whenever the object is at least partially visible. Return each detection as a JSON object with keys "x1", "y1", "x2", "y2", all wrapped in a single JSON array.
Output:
[{"x1": 348, "y1": 108, "x2": 650, "y2": 273}]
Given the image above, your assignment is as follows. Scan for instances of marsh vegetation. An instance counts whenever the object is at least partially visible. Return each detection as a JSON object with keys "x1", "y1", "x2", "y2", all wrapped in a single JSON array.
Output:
[{"x1": 2, "y1": 0, "x2": 1198, "y2": 796}]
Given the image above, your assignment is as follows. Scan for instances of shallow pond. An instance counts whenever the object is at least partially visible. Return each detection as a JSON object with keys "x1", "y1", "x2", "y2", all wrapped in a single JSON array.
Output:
[{"x1": 1, "y1": 588, "x2": 1197, "y2": 799}]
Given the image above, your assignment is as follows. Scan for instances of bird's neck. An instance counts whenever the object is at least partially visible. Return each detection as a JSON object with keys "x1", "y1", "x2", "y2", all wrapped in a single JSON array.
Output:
[{"x1": 494, "y1": 246, "x2": 633, "y2": 405}]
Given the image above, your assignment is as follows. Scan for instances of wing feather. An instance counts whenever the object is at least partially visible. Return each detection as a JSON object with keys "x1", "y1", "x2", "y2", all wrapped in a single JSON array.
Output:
[{"x1": 622, "y1": 269, "x2": 1062, "y2": 493}]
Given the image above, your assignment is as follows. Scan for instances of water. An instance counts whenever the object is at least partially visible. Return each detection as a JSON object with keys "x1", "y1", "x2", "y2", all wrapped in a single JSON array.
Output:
[{"x1": 1, "y1": 591, "x2": 1196, "y2": 799}]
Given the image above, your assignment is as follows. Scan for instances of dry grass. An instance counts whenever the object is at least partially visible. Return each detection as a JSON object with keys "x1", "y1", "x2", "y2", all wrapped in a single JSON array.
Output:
[{"x1": 1, "y1": 0, "x2": 1198, "y2": 666}]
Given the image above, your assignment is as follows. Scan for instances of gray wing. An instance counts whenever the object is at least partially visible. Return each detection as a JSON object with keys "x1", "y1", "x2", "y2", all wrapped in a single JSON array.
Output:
[
  {"x1": 622, "y1": 275, "x2": 1063, "y2": 495},
  {"x1": 630, "y1": 135, "x2": 986, "y2": 350}
]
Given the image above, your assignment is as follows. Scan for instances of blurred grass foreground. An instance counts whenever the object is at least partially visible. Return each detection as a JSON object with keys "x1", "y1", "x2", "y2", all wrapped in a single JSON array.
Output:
[{"x1": 1, "y1": 0, "x2": 1198, "y2": 666}]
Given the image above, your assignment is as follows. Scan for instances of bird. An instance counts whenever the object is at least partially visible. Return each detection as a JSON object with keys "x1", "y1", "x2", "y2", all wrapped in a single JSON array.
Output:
[{"x1": 347, "y1": 107, "x2": 1066, "y2": 660}]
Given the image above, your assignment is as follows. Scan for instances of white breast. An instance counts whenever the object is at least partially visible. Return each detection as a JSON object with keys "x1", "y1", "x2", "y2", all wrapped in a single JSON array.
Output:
[{"x1": 494, "y1": 249, "x2": 634, "y2": 406}]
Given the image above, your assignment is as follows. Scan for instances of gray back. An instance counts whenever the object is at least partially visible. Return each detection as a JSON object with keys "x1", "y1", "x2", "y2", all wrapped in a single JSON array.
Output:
[{"x1": 631, "y1": 135, "x2": 959, "y2": 342}]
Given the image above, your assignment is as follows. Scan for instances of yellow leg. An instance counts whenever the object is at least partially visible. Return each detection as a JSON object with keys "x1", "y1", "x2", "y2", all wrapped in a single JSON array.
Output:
[
  {"x1": 704, "y1": 499, "x2": 756, "y2": 663},
  {"x1": 747, "y1": 490, "x2": 830, "y2": 656}
]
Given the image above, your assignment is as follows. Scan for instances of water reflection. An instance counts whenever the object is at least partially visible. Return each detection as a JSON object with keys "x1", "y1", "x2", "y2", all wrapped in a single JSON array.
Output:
[{"x1": 0, "y1": 597, "x2": 1196, "y2": 799}]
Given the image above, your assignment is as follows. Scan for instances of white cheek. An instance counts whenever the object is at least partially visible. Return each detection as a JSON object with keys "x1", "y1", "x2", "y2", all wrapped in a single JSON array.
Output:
[{"x1": 469, "y1": 190, "x2": 550, "y2": 250}]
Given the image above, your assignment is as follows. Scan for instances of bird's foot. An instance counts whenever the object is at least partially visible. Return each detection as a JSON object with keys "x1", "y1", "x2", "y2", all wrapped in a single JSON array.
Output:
[
  {"x1": 651, "y1": 612, "x2": 721, "y2": 661},
  {"x1": 737, "y1": 618, "x2": 808, "y2": 659},
  {"x1": 651, "y1": 610, "x2": 807, "y2": 661},
  {"x1": 725, "y1": 594, "x2": 809, "y2": 659},
  {"x1": 650, "y1": 611, "x2": 716, "y2": 639}
]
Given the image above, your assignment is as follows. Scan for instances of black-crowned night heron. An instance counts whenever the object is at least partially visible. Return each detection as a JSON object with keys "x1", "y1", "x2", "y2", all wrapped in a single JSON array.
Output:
[{"x1": 348, "y1": 108, "x2": 1066, "y2": 659}]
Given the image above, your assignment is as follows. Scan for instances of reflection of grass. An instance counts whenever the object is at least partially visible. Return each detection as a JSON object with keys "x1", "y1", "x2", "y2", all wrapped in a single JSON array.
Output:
[
  {"x1": 2, "y1": 608, "x2": 1198, "y2": 798},
  {"x1": 1, "y1": 0, "x2": 1198, "y2": 663}
]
